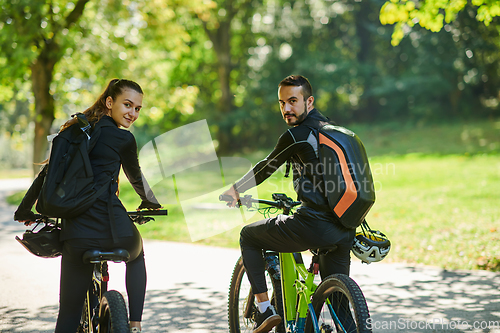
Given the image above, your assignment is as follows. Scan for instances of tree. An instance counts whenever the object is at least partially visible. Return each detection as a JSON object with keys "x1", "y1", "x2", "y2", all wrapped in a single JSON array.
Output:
[
  {"x1": 380, "y1": 0, "x2": 500, "y2": 45},
  {"x1": 137, "y1": 0, "x2": 260, "y2": 153},
  {"x1": 0, "y1": 0, "x2": 90, "y2": 175},
  {"x1": 188, "y1": 0, "x2": 257, "y2": 152}
]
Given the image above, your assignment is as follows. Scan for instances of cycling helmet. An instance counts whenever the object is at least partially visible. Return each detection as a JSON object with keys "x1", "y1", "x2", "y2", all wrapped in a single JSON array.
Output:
[{"x1": 351, "y1": 222, "x2": 391, "y2": 264}]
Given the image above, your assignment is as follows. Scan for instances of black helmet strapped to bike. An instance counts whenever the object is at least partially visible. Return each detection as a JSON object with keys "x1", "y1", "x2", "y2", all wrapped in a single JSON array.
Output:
[{"x1": 351, "y1": 221, "x2": 391, "y2": 264}]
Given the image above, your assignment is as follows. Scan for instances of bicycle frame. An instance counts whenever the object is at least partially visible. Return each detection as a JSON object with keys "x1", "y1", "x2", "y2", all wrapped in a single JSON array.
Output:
[
  {"x1": 280, "y1": 252, "x2": 316, "y2": 333},
  {"x1": 280, "y1": 252, "x2": 349, "y2": 333},
  {"x1": 80, "y1": 261, "x2": 108, "y2": 333}
]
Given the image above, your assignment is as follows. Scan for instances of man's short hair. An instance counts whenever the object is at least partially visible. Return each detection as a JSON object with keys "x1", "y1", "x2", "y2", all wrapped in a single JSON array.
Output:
[{"x1": 278, "y1": 75, "x2": 313, "y2": 101}]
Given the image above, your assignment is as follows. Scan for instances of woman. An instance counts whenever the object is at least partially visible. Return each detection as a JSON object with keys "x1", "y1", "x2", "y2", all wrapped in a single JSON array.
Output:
[{"x1": 14, "y1": 79, "x2": 160, "y2": 333}]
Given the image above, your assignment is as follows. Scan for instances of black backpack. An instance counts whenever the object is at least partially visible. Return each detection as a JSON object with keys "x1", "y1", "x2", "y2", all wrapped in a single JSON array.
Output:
[
  {"x1": 313, "y1": 124, "x2": 376, "y2": 229},
  {"x1": 35, "y1": 113, "x2": 114, "y2": 219}
]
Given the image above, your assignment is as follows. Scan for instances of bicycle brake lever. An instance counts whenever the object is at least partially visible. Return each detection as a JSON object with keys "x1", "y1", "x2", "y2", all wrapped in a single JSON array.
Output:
[
  {"x1": 138, "y1": 216, "x2": 154, "y2": 225},
  {"x1": 240, "y1": 195, "x2": 253, "y2": 209}
]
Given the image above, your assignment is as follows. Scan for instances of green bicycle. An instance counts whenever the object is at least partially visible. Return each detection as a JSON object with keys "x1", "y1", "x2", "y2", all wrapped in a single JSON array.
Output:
[{"x1": 222, "y1": 193, "x2": 378, "y2": 333}]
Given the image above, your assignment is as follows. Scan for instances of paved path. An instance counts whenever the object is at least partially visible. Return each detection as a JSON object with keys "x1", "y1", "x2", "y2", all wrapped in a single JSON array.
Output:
[{"x1": 1, "y1": 179, "x2": 499, "y2": 332}]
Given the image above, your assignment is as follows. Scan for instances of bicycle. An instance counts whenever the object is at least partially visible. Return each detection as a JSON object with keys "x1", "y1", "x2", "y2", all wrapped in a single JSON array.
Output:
[
  {"x1": 77, "y1": 209, "x2": 168, "y2": 333},
  {"x1": 220, "y1": 193, "x2": 371, "y2": 333}
]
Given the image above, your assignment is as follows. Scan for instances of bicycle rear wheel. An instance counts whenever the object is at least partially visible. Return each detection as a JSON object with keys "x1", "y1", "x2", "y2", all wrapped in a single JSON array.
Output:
[
  {"x1": 98, "y1": 290, "x2": 130, "y2": 333},
  {"x1": 305, "y1": 274, "x2": 371, "y2": 333},
  {"x1": 228, "y1": 256, "x2": 285, "y2": 333}
]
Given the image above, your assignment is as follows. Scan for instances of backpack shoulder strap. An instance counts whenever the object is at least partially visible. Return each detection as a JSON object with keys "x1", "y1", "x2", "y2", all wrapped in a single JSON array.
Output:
[{"x1": 283, "y1": 117, "x2": 325, "y2": 178}]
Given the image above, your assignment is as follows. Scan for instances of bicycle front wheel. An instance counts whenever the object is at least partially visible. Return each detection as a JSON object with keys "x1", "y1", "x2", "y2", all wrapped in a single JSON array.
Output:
[
  {"x1": 305, "y1": 274, "x2": 371, "y2": 333},
  {"x1": 98, "y1": 290, "x2": 130, "y2": 333},
  {"x1": 228, "y1": 256, "x2": 285, "y2": 333}
]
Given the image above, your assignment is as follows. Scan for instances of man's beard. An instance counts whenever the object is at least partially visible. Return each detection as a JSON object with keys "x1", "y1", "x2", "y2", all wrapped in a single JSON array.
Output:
[{"x1": 285, "y1": 106, "x2": 307, "y2": 126}]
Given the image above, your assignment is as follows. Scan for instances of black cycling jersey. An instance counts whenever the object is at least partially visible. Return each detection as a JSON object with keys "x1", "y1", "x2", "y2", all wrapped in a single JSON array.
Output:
[
  {"x1": 234, "y1": 108, "x2": 333, "y2": 210},
  {"x1": 237, "y1": 108, "x2": 354, "y2": 296}
]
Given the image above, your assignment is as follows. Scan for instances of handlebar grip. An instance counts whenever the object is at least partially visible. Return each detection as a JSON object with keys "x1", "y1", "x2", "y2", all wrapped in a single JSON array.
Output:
[
  {"x1": 128, "y1": 209, "x2": 168, "y2": 216},
  {"x1": 219, "y1": 195, "x2": 235, "y2": 202}
]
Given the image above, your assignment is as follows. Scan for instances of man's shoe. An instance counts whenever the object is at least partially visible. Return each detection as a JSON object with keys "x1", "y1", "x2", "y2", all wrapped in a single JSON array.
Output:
[{"x1": 253, "y1": 305, "x2": 281, "y2": 333}]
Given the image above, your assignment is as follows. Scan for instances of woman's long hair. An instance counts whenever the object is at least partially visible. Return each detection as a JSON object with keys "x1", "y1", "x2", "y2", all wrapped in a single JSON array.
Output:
[{"x1": 60, "y1": 79, "x2": 143, "y2": 131}]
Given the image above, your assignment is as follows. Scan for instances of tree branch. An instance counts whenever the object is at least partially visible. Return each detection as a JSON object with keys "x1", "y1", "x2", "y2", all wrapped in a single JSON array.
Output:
[
  {"x1": 64, "y1": 0, "x2": 90, "y2": 30},
  {"x1": 201, "y1": 18, "x2": 215, "y2": 42}
]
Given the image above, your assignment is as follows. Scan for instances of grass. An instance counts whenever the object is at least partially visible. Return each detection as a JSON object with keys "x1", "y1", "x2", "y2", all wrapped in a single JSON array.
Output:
[
  {"x1": 364, "y1": 154, "x2": 500, "y2": 271},
  {"x1": 5, "y1": 119, "x2": 500, "y2": 271},
  {"x1": 2, "y1": 169, "x2": 31, "y2": 179},
  {"x1": 349, "y1": 118, "x2": 500, "y2": 156}
]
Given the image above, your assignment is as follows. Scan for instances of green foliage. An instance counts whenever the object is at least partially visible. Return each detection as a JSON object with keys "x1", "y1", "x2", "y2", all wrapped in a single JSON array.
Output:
[
  {"x1": 0, "y1": 0, "x2": 90, "y2": 86},
  {"x1": 1, "y1": 0, "x2": 500, "y2": 162},
  {"x1": 380, "y1": 0, "x2": 500, "y2": 45}
]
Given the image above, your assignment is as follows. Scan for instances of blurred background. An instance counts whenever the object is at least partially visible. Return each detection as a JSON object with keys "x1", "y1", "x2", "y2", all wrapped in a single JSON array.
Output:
[{"x1": 1, "y1": 0, "x2": 499, "y2": 271}]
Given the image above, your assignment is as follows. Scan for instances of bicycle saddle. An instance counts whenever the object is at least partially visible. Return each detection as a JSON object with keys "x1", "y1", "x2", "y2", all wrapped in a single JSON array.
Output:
[
  {"x1": 310, "y1": 245, "x2": 338, "y2": 256},
  {"x1": 83, "y1": 248, "x2": 130, "y2": 264}
]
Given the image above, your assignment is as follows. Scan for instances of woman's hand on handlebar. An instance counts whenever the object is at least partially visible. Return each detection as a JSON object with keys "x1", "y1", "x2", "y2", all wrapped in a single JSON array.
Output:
[
  {"x1": 221, "y1": 186, "x2": 240, "y2": 208},
  {"x1": 137, "y1": 200, "x2": 162, "y2": 211},
  {"x1": 14, "y1": 209, "x2": 38, "y2": 226}
]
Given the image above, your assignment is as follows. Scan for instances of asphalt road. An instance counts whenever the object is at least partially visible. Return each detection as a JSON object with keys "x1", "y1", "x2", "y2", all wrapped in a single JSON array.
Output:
[{"x1": 1, "y1": 179, "x2": 499, "y2": 332}]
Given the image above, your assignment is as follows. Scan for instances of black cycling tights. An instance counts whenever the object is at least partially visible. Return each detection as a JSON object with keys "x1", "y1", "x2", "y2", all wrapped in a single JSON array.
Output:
[{"x1": 54, "y1": 225, "x2": 146, "y2": 333}]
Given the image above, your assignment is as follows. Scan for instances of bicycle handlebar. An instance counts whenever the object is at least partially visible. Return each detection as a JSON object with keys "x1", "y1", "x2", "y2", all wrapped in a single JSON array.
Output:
[
  {"x1": 30, "y1": 214, "x2": 56, "y2": 225},
  {"x1": 127, "y1": 209, "x2": 168, "y2": 225},
  {"x1": 219, "y1": 195, "x2": 235, "y2": 202},
  {"x1": 29, "y1": 209, "x2": 168, "y2": 226},
  {"x1": 219, "y1": 193, "x2": 301, "y2": 213},
  {"x1": 127, "y1": 209, "x2": 168, "y2": 216}
]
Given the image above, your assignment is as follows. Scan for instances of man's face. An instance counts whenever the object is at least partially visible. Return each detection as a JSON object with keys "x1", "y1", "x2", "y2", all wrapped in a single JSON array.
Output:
[{"x1": 278, "y1": 85, "x2": 313, "y2": 126}]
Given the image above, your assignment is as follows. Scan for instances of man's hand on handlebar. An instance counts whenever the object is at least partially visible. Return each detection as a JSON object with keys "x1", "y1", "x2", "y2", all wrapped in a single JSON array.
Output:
[{"x1": 221, "y1": 186, "x2": 240, "y2": 208}]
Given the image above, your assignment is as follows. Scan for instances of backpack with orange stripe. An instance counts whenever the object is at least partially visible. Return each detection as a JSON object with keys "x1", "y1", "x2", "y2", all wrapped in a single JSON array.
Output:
[{"x1": 314, "y1": 124, "x2": 375, "y2": 229}]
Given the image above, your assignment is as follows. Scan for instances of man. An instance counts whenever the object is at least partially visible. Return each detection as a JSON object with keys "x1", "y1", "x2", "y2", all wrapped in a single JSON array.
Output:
[{"x1": 222, "y1": 75, "x2": 355, "y2": 333}]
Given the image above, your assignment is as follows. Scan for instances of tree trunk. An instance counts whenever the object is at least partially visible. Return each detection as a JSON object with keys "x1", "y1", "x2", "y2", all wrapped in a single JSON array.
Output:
[
  {"x1": 28, "y1": 0, "x2": 89, "y2": 176},
  {"x1": 212, "y1": 20, "x2": 234, "y2": 153},
  {"x1": 30, "y1": 44, "x2": 58, "y2": 176},
  {"x1": 197, "y1": 0, "x2": 252, "y2": 153},
  {"x1": 354, "y1": 0, "x2": 379, "y2": 122}
]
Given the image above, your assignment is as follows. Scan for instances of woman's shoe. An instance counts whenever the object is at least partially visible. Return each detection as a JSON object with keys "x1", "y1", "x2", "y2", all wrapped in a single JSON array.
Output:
[{"x1": 130, "y1": 328, "x2": 141, "y2": 333}]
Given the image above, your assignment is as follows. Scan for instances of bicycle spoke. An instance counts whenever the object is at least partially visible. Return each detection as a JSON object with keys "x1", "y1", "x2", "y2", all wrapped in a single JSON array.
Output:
[{"x1": 228, "y1": 257, "x2": 284, "y2": 333}]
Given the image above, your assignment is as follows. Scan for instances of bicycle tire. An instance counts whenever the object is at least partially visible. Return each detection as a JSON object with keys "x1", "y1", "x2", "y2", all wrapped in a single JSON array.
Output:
[
  {"x1": 98, "y1": 290, "x2": 130, "y2": 333},
  {"x1": 304, "y1": 274, "x2": 371, "y2": 333},
  {"x1": 228, "y1": 256, "x2": 285, "y2": 333}
]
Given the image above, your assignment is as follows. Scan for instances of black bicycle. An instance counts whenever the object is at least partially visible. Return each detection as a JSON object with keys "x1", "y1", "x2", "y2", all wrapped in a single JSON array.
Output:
[{"x1": 77, "y1": 209, "x2": 168, "y2": 333}]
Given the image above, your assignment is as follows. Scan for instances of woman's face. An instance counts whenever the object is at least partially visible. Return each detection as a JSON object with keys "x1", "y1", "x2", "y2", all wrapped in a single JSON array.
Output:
[{"x1": 106, "y1": 88, "x2": 143, "y2": 128}]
